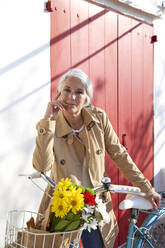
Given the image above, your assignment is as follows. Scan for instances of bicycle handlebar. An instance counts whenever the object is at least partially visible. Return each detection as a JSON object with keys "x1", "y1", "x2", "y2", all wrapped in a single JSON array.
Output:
[
  {"x1": 93, "y1": 184, "x2": 146, "y2": 197},
  {"x1": 20, "y1": 172, "x2": 146, "y2": 197},
  {"x1": 19, "y1": 172, "x2": 41, "y2": 179}
]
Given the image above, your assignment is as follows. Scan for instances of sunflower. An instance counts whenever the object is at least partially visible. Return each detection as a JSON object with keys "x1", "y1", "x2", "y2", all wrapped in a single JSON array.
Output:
[
  {"x1": 69, "y1": 188, "x2": 84, "y2": 214},
  {"x1": 56, "y1": 177, "x2": 73, "y2": 190},
  {"x1": 51, "y1": 187, "x2": 71, "y2": 217},
  {"x1": 53, "y1": 187, "x2": 71, "y2": 202},
  {"x1": 51, "y1": 200, "x2": 69, "y2": 218}
]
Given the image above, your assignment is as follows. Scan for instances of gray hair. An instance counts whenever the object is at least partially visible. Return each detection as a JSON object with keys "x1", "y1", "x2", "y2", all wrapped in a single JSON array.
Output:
[{"x1": 57, "y1": 68, "x2": 93, "y2": 106}]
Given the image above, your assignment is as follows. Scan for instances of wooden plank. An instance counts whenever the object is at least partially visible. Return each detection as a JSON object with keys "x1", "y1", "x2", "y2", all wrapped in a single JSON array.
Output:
[
  {"x1": 88, "y1": 3, "x2": 105, "y2": 109},
  {"x1": 70, "y1": 0, "x2": 89, "y2": 74},
  {"x1": 131, "y1": 19, "x2": 144, "y2": 165},
  {"x1": 143, "y1": 23, "x2": 154, "y2": 184},
  {"x1": 104, "y1": 11, "x2": 118, "y2": 132},
  {"x1": 50, "y1": 0, "x2": 71, "y2": 99},
  {"x1": 104, "y1": 10, "x2": 119, "y2": 247},
  {"x1": 118, "y1": 14, "x2": 132, "y2": 246}
]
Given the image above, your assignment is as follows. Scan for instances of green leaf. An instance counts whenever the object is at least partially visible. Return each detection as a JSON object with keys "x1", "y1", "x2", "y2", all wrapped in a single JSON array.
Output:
[
  {"x1": 77, "y1": 185, "x2": 85, "y2": 193},
  {"x1": 49, "y1": 214, "x2": 60, "y2": 232},
  {"x1": 85, "y1": 187, "x2": 95, "y2": 195},
  {"x1": 65, "y1": 220, "x2": 81, "y2": 232},
  {"x1": 65, "y1": 212, "x2": 75, "y2": 221},
  {"x1": 54, "y1": 219, "x2": 70, "y2": 232},
  {"x1": 66, "y1": 211, "x2": 81, "y2": 221}
]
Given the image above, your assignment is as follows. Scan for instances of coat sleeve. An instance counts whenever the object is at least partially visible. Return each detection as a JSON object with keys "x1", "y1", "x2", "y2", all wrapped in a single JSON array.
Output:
[
  {"x1": 101, "y1": 110, "x2": 154, "y2": 196},
  {"x1": 32, "y1": 119, "x2": 56, "y2": 172}
]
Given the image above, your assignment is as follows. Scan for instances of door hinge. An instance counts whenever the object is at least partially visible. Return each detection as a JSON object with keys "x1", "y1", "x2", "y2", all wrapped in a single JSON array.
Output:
[
  {"x1": 151, "y1": 35, "x2": 158, "y2": 43},
  {"x1": 44, "y1": 1, "x2": 53, "y2": 12}
]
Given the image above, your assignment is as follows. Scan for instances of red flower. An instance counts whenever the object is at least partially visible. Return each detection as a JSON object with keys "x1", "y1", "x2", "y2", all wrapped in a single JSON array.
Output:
[{"x1": 82, "y1": 192, "x2": 96, "y2": 206}]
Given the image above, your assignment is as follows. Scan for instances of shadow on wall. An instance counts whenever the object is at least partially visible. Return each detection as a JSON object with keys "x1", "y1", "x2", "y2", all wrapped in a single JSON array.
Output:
[
  {"x1": 0, "y1": 10, "x2": 107, "y2": 76},
  {"x1": 130, "y1": 110, "x2": 154, "y2": 177},
  {"x1": 0, "y1": 8, "x2": 142, "y2": 87},
  {"x1": 0, "y1": 79, "x2": 51, "y2": 246},
  {"x1": 0, "y1": 78, "x2": 51, "y2": 213},
  {"x1": 0, "y1": 82, "x2": 50, "y2": 114}
]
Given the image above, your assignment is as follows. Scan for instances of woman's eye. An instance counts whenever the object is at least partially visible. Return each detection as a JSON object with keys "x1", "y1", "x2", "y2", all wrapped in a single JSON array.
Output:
[
  {"x1": 76, "y1": 91, "x2": 83, "y2": 95},
  {"x1": 63, "y1": 89, "x2": 84, "y2": 96},
  {"x1": 64, "y1": 89, "x2": 71, "y2": 93}
]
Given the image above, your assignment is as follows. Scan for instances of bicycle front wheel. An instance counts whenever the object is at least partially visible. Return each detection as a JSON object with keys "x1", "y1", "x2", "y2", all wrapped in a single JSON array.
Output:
[{"x1": 136, "y1": 212, "x2": 165, "y2": 248}]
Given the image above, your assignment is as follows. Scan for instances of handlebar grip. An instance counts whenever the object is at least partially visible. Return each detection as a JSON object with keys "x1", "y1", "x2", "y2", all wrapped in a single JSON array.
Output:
[
  {"x1": 18, "y1": 172, "x2": 41, "y2": 179},
  {"x1": 93, "y1": 183, "x2": 146, "y2": 197}
]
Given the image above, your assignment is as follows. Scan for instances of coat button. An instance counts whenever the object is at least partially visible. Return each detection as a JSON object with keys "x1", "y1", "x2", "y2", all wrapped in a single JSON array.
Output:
[
  {"x1": 60, "y1": 159, "x2": 65, "y2": 165},
  {"x1": 39, "y1": 128, "x2": 46, "y2": 135},
  {"x1": 96, "y1": 149, "x2": 102, "y2": 155}
]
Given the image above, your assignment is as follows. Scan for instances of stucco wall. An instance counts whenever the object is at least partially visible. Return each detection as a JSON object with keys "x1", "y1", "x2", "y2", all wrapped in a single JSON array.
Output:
[
  {"x1": 153, "y1": 16, "x2": 165, "y2": 192},
  {"x1": 0, "y1": 0, "x2": 50, "y2": 246}
]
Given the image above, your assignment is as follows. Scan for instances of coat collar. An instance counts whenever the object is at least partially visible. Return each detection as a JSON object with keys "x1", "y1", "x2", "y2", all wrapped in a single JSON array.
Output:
[
  {"x1": 55, "y1": 111, "x2": 72, "y2": 138},
  {"x1": 55, "y1": 107, "x2": 100, "y2": 138}
]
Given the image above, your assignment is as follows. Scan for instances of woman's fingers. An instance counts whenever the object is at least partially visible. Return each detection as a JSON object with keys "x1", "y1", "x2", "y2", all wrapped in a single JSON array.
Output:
[
  {"x1": 53, "y1": 92, "x2": 68, "y2": 109},
  {"x1": 148, "y1": 192, "x2": 161, "y2": 210},
  {"x1": 52, "y1": 100, "x2": 65, "y2": 111},
  {"x1": 44, "y1": 100, "x2": 63, "y2": 120},
  {"x1": 54, "y1": 92, "x2": 61, "y2": 101},
  {"x1": 44, "y1": 92, "x2": 68, "y2": 119}
]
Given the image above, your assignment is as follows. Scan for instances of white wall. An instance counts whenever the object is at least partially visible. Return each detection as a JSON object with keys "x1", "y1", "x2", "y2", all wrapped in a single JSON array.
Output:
[
  {"x1": 153, "y1": 16, "x2": 165, "y2": 192},
  {"x1": 0, "y1": 0, "x2": 50, "y2": 246}
]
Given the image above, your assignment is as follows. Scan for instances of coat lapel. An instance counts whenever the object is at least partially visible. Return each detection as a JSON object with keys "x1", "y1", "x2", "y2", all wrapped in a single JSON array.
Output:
[{"x1": 55, "y1": 111, "x2": 72, "y2": 138}]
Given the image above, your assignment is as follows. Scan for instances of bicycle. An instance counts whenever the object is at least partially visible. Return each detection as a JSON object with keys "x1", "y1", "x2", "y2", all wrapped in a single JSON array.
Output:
[
  {"x1": 5, "y1": 172, "x2": 165, "y2": 248},
  {"x1": 117, "y1": 192, "x2": 165, "y2": 248}
]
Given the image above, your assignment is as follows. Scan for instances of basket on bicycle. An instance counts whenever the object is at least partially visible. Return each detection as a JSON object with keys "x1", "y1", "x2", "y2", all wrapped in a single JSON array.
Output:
[
  {"x1": 5, "y1": 177, "x2": 110, "y2": 248},
  {"x1": 5, "y1": 210, "x2": 83, "y2": 248}
]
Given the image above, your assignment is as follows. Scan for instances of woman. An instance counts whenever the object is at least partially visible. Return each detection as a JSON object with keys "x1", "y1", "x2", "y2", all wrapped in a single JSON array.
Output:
[{"x1": 32, "y1": 68, "x2": 160, "y2": 248}]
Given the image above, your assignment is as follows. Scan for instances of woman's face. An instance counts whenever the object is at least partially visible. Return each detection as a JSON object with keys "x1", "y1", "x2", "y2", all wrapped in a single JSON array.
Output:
[{"x1": 60, "y1": 76, "x2": 87, "y2": 115}]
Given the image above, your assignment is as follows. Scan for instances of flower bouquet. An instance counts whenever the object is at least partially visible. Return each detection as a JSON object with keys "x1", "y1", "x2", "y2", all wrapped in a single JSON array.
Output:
[{"x1": 48, "y1": 178, "x2": 110, "y2": 233}]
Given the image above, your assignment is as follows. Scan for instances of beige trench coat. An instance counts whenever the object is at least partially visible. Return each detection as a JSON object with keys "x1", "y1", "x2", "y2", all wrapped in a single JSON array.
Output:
[{"x1": 32, "y1": 105, "x2": 154, "y2": 248}]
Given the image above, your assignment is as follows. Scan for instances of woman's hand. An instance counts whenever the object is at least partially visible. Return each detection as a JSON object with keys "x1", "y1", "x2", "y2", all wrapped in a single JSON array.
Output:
[
  {"x1": 147, "y1": 192, "x2": 161, "y2": 210},
  {"x1": 43, "y1": 92, "x2": 66, "y2": 120}
]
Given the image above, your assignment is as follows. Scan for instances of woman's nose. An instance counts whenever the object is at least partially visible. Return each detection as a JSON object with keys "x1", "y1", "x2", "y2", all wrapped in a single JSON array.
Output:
[{"x1": 70, "y1": 92, "x2": 76, "y2": 100}]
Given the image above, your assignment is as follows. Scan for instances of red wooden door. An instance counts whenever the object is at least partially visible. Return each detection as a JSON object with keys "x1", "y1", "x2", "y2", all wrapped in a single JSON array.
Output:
[
  {"x1": 118, "y1": 14, "x2": 133, "y2": 246},
  {"x1": 50, "y1": 0, "x2": 154, "y2": 247},
  {"x1": 118, "y1": 15, "x2": 154, "y2": 245}
]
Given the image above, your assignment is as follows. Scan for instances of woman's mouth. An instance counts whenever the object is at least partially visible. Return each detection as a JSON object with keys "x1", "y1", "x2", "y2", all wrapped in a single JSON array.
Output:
[{"x1": 64, "y1": 102, "x2": 76, "y2": 106}]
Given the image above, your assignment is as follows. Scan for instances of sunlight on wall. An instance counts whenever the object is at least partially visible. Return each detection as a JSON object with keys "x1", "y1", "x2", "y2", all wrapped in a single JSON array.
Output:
[
  {"x1": 0, "y1": 0, "x2": 50, "y2": 246},
  {"x1": 153, "y1": 16, "x2": 165, "y2": 192}
]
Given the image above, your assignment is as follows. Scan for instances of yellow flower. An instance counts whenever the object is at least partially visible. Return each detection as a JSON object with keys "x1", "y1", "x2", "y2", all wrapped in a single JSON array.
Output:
[
  {"x1": 51, "y1": 200, "x2": 69, "y2": 218},
  {"x1": 53, "y1": 187, "x2": 71, "y2": 201},
  {"x1": 51, "y1": 178, "x2": 84, "y2": 218},
  {"x1": 51, "y1": 187, "x2": 71, "y2": 217},
  {"x1": 67, "y1": 185, "x2": 76, "y2": 193},
  {"x1": 69, "y1": 188, "x2": 84, "y2": 214},
  {"x1": 56, "y1": 178, "x2": 73, "y2": 190}
]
